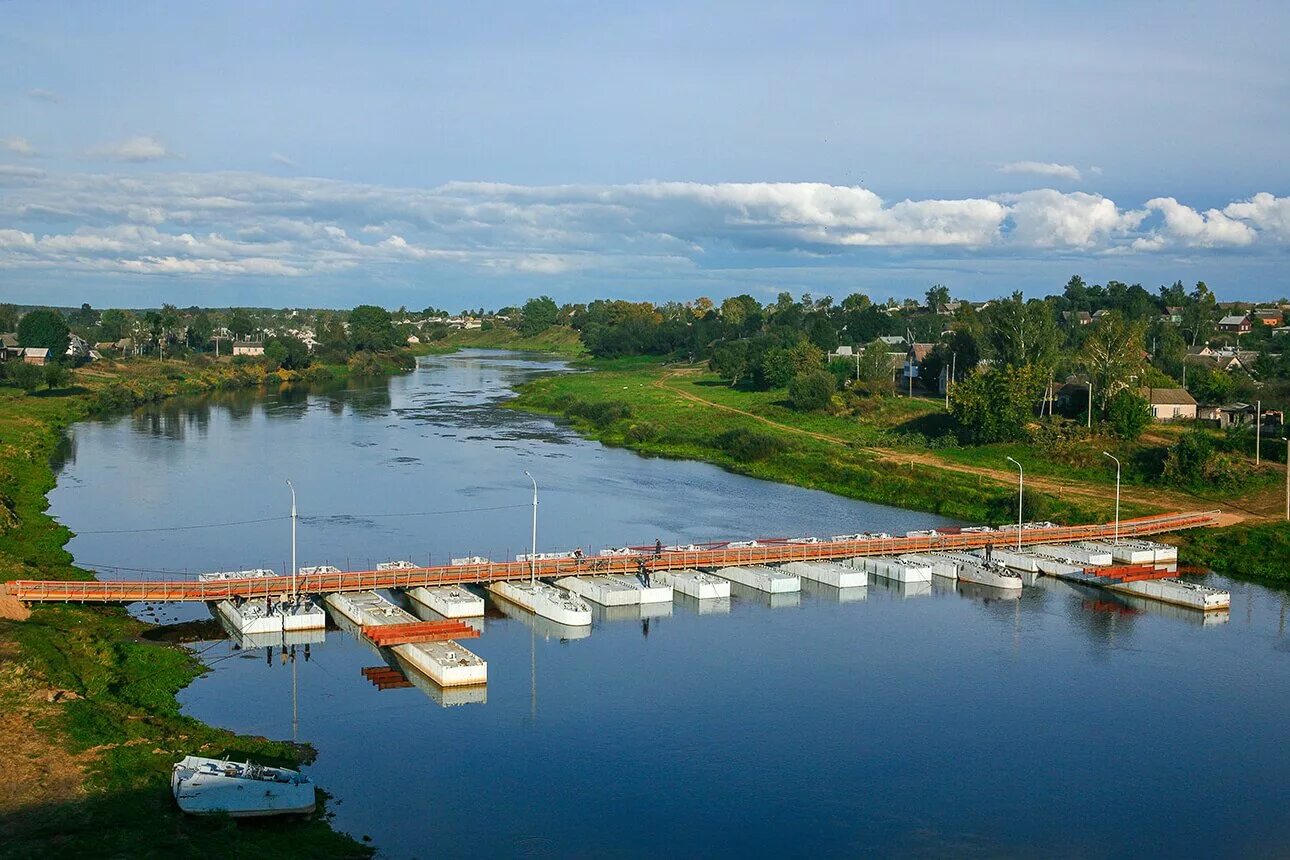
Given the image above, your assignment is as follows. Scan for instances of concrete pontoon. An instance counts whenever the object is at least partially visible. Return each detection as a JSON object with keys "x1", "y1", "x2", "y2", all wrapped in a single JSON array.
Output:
[
  {"x1": 898, "y1": 554, "x2": 959, "y2": 580},
  {"x1": 848, "y1": 555, "x2": 933, "y2": 583},
  {"x1": 652, "y1": 568, "x2": 730, "y2": 600},
  {"x1": 1081, "y1": 539, "x2": 1178, "y2": 564},
  {"x1": 1105, "y1": 577, "x2": 1230, "y2": 611},
  {"x1": 490, "y1": 589, "x2": 593, "y2": 639},
  {"x1": 553, "y1": 575, "x2": 673, "y2": 606},
  {"x1": 324, "y1": 591, "x2": 487, "y2": 687},
  {"x1": 709, "y1": 564, "x2": 801, "y2": 593},
  {"x1": 1032, "y1": 544, "x2": 1113, "y2": 566},
  {"x1": 778, "y1": 560, "x2": 867, "y2": 588},
  {"x1": 926, "y1": 553, "x2": 1023, "y2": 590},
  {"x1": 213, "y1": 597, "x2": 326, "y2": 635},
  {"x1": 488, "y1": 580, "x2": 592, "y2": 626},
  {"x1": 406, "y1": 584, "x2": 485, "y2": 617}
]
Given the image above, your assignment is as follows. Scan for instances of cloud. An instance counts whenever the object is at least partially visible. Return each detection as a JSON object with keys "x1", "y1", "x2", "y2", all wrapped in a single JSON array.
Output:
[
  {"x1": 1, "y1": 137, "x2": 38, "y2": 157},
  {"x1": 26, "y1": 88, "x2": 61, "y2": 103},
  {"x1": 270, "y1": 152, "x2": 297, "y2": 167},
  {"x1": 0, "y1": 170, "x2": 1286, "y2": 282},
  {"x1": 998, "y1": 161, "x2": 1083, "y2": 182},
  {"x1": 85, "y1": 135, "x2": 171, "y2": 162}
]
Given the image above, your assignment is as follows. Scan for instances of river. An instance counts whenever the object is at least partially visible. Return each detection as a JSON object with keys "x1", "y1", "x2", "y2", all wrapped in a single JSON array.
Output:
[{"x1": 49, "y1": 350, "x2": 1290, "y2": 857}]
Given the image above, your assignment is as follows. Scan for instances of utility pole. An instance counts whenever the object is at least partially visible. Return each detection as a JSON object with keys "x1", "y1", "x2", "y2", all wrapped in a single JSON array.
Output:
[
  {"x1": 525, "y1": 471, "x2": 538, "y2": 585},
  {"x1": 1087, "y1": 380, "x2": 1093, "y2": 429},
  {"x1": 1255, "y1": 399, "x2": 1261, "y2": 464},
  {"x1": 286, "y1": 480, "x2": 297, "y2": 602},
  {"x1": 1283, "y1": 438, "x2": 1289, "y2": 522},
  {"x1": 1006, "y1": 456, "x2": 1024, "y2": 550},
  {"x1": 1102, "y1": 452, "x2": 1121, "y2": 544}
]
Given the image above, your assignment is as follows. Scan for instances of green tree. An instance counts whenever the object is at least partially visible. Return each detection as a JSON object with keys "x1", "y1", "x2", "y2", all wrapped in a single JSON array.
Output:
[
  {"x1": 518, "y1": 296, "x2": 559, "y2": 336},
  {"x1": 1181, "y1": 281, "x2": 1217, "y2": 347},
  {"x1": 43, "y1": 363, "x2": 70, "y2": 391},
  {"x1": 761, "y1": 347, "x2": 795, "y2": 388},
  {"x1": 265, "y1": 335, "x2": 310, "y2": 370},
  {"x1": 0, "y1": 303, "x2": 17, "y2": 332},
  {"x1": 788, "y1": 369, "x2": 835, "y2": 411},
  {"x1": 189, "y1": 311, "x2": 214, "y2": 349},
  {"x1": 853, "y1": 341, "x2": 895, "y2": 394},
  {"x1": 1105, "y1": 389, "x2": 1151, "y2": 440},
  {"x1": 98, "y1": 308, "x2": 128, "y2": 341},
  {"x1": 348, "y1": 305, "x2": 399, "y2": 351},
  {"x1": 710, "y1": 340, "x2": 751, "y2": 386},
  {"x1": 7, "y1": 362, "x2": 43, "y2": 393},
  {"x1": 949, "y1": 364, "x2": 1040, "y2": 443},
  {"x1": 17, "y1": 309, "x2": 70, "y2": 360},
  {"x1": 981, "y1": 293, "x2": 1060, "y2": 372},
  {"x1": 1079, "y1": 311, "x2": 1146, "y2": 415},
  {"x1": 228, "y1": 309, "x2": 255, "y2": 339},
  {"x1": 925, "y1": 284, "x2": 951, "y2": 310}
]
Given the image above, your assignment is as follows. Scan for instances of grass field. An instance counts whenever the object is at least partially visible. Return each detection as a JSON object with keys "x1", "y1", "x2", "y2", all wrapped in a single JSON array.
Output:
[{"x1": 414, "y1": 324, "x2": 586, "y2": 357}]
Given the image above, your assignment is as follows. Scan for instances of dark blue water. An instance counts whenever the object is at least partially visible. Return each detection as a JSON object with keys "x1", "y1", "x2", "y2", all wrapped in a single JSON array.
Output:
[{"x1": 48, "y1": 351, "x2": 1290, "y2": 858}]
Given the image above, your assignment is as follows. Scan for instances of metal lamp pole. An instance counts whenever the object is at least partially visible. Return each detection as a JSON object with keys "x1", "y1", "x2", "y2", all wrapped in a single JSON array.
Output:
[
  {"x1": 285, "y1": 479, "x2": 297, "y2": 602},
  {"x1": 1087, "y1": 380, "x2": 1093, "y2": 429},
  {"x1": 1283, "y1": 439, "x2": 1289, "y2": 522},
  {"x1": 525, "y1": 471, "x2": 538, "y2": 585},
  {"x1": 1102, "y1": 451, "x2": 1121, "y2": 544},
  {"x1": 1006, "y1": 456, "x2": 1024, "y2": 550},
  {"x1": 1255, "y1": 399, "x2": 1261, "y2": 464}
]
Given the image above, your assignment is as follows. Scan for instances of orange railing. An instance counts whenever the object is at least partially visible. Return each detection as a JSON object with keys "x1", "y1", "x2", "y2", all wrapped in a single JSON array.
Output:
[{"x1": 5, "y1": 510, "x2": 1220, "y2": 604}]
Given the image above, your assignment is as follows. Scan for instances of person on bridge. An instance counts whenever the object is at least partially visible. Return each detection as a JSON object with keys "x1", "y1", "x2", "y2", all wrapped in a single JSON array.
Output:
[{"x1": 654, "y1": 538, "x2": 662, "y2": 557}]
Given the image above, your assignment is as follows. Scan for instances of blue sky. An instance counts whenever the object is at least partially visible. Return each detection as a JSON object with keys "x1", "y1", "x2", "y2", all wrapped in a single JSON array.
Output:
[{"x1": 2, "y1": 1, "x2": 1288, "y2": 309}]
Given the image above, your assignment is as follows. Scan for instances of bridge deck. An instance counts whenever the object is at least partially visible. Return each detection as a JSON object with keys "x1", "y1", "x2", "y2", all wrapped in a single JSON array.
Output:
[{"x1": 5, "y1": 511, "x2": 1218, "y2": 604}]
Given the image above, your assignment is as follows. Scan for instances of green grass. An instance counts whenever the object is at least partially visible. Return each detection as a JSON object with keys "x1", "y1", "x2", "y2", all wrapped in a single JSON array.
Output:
[
  {"x1": 509, "y1": 360, "x2": 1105, "y2": 526},
  {"x1": 1175, "y1": 522, "x2": 1290, "y2": 584}
]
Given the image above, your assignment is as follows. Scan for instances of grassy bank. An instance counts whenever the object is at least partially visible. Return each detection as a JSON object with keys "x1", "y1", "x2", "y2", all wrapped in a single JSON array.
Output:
[
  {"x1": 509, "y1": 358, "x2": 1107, "y2": 526},
  {"x1": 1174, "y1": 522, "x2": 1290, "y2": 584},
  {"x1": 0, "y1": 370, "x2": 375, "y2": 856}
]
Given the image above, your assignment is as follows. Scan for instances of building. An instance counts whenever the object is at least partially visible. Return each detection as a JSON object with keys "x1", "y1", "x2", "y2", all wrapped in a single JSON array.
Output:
[
  {"x1": 0, "y1": 333, "x2": 19, "y2": 361},
  {"x1": 22, "y1": 347, "x2": 49, "y2": 366},
  {"x1": 1254, "y1": 308, "x2": 1283, "y2": 327},
  {"x1": 1163, "y1": 306, "x2": 1184, "y2": 324},
  {"x1": 1216, "y1": 315, "x2": 1252, "y2": 334},
  {"x1": 66, "y1": 333, "x2": 91, "y2": 361},
  {"x1": 1140, "y1": 387, "x2": 1197, "y2": 421},
  {"x1": 232, "y1": 340, "x2": 265, "y2": 357},
  {"x1": 1198, "y1": 403, "x2": 1257, "y2": 430},
  {"x1": 903, "y1": 343, "x2": 935, "y2": 383},
  {"x1": 1184, "y1": 347, "x2": 1258, "y2": 374},
  {"x1": 1062, "y1": 310, "x2": 1093, "y2": 326}
]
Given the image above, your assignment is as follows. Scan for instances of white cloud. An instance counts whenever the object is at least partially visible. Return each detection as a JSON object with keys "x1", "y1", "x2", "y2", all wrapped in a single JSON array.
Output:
[
  {"x1": 1144, "y1": 196, "x2": 1257, "y2": 247},
  {"x1": 2, "y1": 137, "x2": 38, "y2": 157},
  {"x1": 998, "y1": 161, "x2": 1083, "y2": 182},
  {"x1": 0, "y1": 170, "x2": 1285, "y2": 280},
  {"x1": 26, "y1": 88, "x2": 61, "y2": 103},
  {"x1": 270, "y1": 152, "x2": 297, "y2": 167},
  {"x1": 85, "y1": 135, "x2": 171, "y2": 162}
]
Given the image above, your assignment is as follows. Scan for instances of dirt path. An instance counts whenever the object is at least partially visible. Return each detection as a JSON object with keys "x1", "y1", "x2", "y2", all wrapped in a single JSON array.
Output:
[{"x1": 653, "y1": 367, "x2": 1260, "y2": 525}]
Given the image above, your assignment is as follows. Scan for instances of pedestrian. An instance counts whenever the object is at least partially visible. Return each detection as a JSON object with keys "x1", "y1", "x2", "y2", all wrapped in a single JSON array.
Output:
[{"x1": 654, "y1": 538, "x2": 663, "y2": 557}]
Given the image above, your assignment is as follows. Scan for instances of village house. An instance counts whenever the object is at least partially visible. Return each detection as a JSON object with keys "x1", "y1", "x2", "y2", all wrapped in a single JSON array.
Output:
[
  {"x1": 1184, "y1": 346, "x2": 1258, "y2": 374},
  {"x1": 66, "y1": 333, "x2": 91, "y2": 361},
  {"x1": 1254, "y1": 308, "x2": 1283, "y2": 327},
  {"x1": 232, "y1": 340, "x2": 265, "y2": 357},
  {"x1": 1162, "y1": 306, "x2": 1184, "y2": 324},
  {"x1": 1140, "y1": 387, "x2": 1197, "y2": 421},
  {"x1": 1062, "y1": 310, "x2": 1093, "y2": 326},
  {"x1": 0, "y1": 333, "x2": 20, "y2": 361},
  {"x1": 1216, "y1": 314, "x2": 1252, "y2": 334},
  {"x1": 22, "y1": 347, "x2": 49, "y2": 366}
]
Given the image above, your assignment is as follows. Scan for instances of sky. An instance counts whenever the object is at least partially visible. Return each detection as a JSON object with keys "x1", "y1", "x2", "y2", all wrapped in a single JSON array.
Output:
[{"x1": 1, "y1": 1, "x2": 1288, "y2": 310}]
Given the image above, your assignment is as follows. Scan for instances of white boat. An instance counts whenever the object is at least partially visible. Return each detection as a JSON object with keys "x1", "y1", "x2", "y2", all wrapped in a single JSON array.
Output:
[{"x1": 172, "y1": 755, "x2": 315, "y2": 817}]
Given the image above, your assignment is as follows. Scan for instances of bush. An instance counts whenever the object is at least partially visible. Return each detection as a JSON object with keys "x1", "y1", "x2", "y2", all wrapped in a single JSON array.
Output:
[
  {"x1": 624, "y1": 421, "x2": 661, "y2": 443},
  {"x1": 788, "y1": 369, "x2": 835, "y2": 412},
  {"x1": 347, "y1": 351, "x2": 383, "y2": 376},
  {"x1": 564, "y1": 398, "x2": 633, "y2": 427},
  {"x1": 714, "y1": 427, "x2": 787, "y2": 461},
  {"x1": 5, "y1": 362, "x2": 44, "y2": 393},
  {"x1": 1162, "y1": 430, "x2": 1242, "y2": 488}
]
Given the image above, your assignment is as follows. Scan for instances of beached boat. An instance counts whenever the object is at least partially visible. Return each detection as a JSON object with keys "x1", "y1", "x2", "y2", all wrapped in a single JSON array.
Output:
[{"x1": 171, "y1": 755, "x2": 315, "y2": 817}]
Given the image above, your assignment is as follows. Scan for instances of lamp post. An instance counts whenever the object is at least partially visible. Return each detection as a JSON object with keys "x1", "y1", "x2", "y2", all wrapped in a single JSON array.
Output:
[
  {"x1": 1255, "y1": 399, "x2": 1261, "y2": 464},
  {"x1": 1283, "y1": 439, "x2": 1289, "y2": 522},
  {"x1": 1087, "y1": 379, "x2": 1093, "y2": 429},
  {"x1": 285, "y1": 479, "x2": 297, "y2": 602},
  {"x1": 1005, "y1": 456, "x2": 1024, "y2": 550},
  {"x1": 1102, "y1": 451, "x2": 1121, "y2": 544},
  {"x1": 524, "y1": 471, "x2": 538, "y2": 585}
]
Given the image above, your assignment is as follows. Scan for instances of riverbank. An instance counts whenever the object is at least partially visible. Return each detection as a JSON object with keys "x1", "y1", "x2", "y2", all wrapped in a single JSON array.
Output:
[{"x1": 0, "y1": 365, "x2": 377, "y2": 856}]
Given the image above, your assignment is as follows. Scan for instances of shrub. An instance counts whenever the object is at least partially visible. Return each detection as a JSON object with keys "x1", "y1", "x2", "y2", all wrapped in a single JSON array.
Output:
[
  {"x1": 788, "y1": 369, "x2": 835, "y2": 412},
  {"x1": 714, "y1": 427, "x2": 787, "y2": 461},
  {"x1": 565, "y1": 398, "x2": 633, "y2": 427},
  {"x1": 1105, "y1": 389, "x2": 1151, "y2": 440},
  {"x1": 624, "y1": 421, "x2": 661, "y2": 443},
  {"x1": 347, "y1": 351, "x2": 383, "y2": 376}
]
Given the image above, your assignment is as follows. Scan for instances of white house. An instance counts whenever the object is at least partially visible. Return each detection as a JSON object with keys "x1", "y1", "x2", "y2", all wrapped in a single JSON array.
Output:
[
  {"x1": 232, "y1": 340, "x2": 265, "y2": 357},
  {"x1": 1140, "y1": 387, "x2": 1197, "y2": 421}
]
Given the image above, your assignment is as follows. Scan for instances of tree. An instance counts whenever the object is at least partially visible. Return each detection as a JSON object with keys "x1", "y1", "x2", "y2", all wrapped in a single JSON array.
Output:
[
  {"x1": 981, "y1": 292, "x2": 1060, "y2": 372},
  {"x1": 189, "y1": 311, "x2": 214, "y2": 349},
  {"x1": 1079, "y1": 311, "x2": 1146, "y2": 415},
  {"x1": 43, "y1": 363, "x2": 70, "y2": 391},
  {"x1": 17, "y1": 309, "x2": 70, "y2": 360},
  {"x1": 98, "y1": 308, "x2": 128, "y2": 341},
  {"x1": 710, "y1": 340, "x2": 751, "y2": 386},
  {"x1": 788, "y1": 369, "x2": 835, "y2": 411},
  {"x1": 348, "y1": 305, "x2": 399, "y2": 352},
  {"x1": 854, "y1": 342, "x2": 895, "y2": 394},
  {"x1": 228, "y1": 309, "x2": 255, "y2": 339},
  {"x1": 265, "y1": 335, "x2": 310, "y2": 371},
  {"x1": 6, "y1": 362, "x2": 43, "y2": 393},
  {"x1": 949, "y1": 365, "x2": 1040, "y2": 443},
  {"x1": 1105, "y1": 389, "x2": 1151, "y2": 440},
  {"x1": 0, "y1": 303, "x2": 17, "y2": 332},
  {"x1": 519, "y1": 296, "x2": 559, "y2": 336},
  {"x1": 925, "y1": 284, "x2": 951, "y2": 310},
  {"x1": 1181, "y1": 281, "x2": 1217, "y2": 347}
]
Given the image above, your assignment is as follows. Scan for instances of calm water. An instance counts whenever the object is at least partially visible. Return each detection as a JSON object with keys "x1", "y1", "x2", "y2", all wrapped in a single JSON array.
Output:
[{"x1": 49, "y1": 351, "x2": 1290, "y2": 858}]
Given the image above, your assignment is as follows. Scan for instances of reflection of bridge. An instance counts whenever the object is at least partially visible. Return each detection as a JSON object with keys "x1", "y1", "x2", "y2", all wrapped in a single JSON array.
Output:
[{"x1": 6, "y1": 511, "x2": 1218, "y2": 604}]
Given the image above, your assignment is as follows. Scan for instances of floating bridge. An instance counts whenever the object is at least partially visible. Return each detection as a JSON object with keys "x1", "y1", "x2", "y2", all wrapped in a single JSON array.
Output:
[{"x1": 4, "y1": 510, "x2": 1218, "y2": 605}]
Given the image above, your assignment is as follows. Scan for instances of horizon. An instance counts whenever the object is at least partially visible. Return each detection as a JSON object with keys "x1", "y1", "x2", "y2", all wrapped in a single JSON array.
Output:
[{"x1": 3, "y1": 2, "x2": 1288, "y2": 307}]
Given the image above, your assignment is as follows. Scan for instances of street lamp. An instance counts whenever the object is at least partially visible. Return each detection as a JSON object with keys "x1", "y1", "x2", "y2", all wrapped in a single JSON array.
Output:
[
  {"x1": 524, "y1": 471, "x2": 538, "y2": 585},
  {"x1": 1086, "y1": 379, "x2": 1094, "y2": 429},
  {"x1": 1102, "y1": 451, "x2": 1121, "y2": 544},
  {"x1": 1005, "y1": 456, "x2": 1024, "y2": 550},
  {"x1": 1282, "y1": 439, "x2": 1289, "y2": 522},
  {"x1": 285, "y1": 479, "x2": 297, "y2": 602}
]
